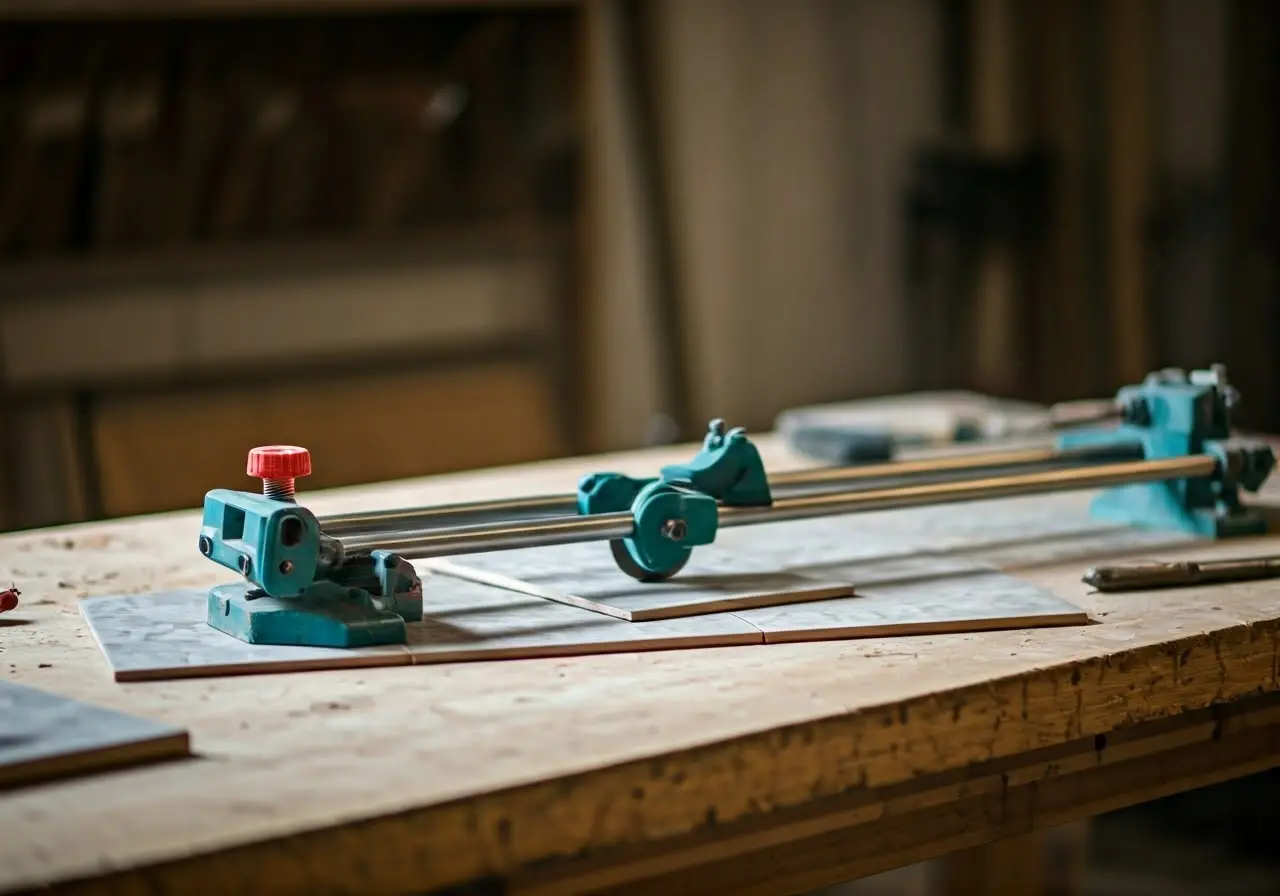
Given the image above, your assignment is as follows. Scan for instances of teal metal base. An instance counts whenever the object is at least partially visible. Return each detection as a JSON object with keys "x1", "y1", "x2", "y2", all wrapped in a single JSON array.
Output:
[
  {"x1": 207, "y1": 579, "x2": 422, "y2": 648},
  {"x1": 1084, "y1": 483, "x2": 1270, "y2": 539}
]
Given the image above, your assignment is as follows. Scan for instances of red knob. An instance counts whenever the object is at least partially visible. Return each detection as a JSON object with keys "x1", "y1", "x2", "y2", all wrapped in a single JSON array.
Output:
[
  {"x1": 0, "y1": 589, "x2": 18, "y2": 614},
  {"x1": 247, "y1": 446, "x2": 312, "y2": 480}
]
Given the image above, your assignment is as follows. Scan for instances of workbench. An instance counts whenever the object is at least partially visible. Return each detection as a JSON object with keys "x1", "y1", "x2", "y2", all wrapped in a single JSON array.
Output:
[{"x1": 3, "y1": 435, "x2": 1280, "y2": 895}]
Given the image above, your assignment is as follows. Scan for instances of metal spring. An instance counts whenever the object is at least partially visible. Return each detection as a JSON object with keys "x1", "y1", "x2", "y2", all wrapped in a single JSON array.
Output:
[{"x1": 263, "y1": 478, "x2": 296, "y2": 502}]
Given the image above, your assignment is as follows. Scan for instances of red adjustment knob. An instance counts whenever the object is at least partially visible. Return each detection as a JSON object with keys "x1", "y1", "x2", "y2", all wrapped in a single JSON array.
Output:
[
  {"x1": 247, "y1": 446, "x2": 311, "y2": 501},
  {"x1": 0, "y1": 587, "x2": 19, "y2": 614},
  {"x1": 247, "y1": 445, "x2": 312, "y2": 479}
]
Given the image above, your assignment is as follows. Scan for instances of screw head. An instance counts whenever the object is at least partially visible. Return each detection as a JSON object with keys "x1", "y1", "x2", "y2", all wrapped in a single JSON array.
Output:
[
  {"x1": 198, "y1": 535, "x2": 213, "y2": 556},
  {"x1": 278, "y1": 560, "x2": 294, "y2": 575},
  {"x1": 247, "y1": 446, "x2": 311, "y2": 480},
  {"x1": 661, "y1": 519, "x2": 688, "y2": 541},
  {"x1": 237, "y1": 555, "x2": 253, "y2": 576}
]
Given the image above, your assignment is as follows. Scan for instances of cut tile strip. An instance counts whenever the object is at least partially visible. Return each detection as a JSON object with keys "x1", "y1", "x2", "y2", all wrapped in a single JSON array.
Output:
[
  {"x1": 407, "y1": 574, "x2": 762, "y2": 663},
  {"x1": 428, "y1": 541, "x2": 853, "y2": 621}
]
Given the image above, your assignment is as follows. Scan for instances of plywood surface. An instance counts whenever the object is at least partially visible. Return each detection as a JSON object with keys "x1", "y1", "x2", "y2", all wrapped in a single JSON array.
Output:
[
  {"x1": 2, "y1": 434, "x2": 1280, "y2": 895},
  {"x1": 0, "y1": 680, "x2": 189, "y2": 790}
]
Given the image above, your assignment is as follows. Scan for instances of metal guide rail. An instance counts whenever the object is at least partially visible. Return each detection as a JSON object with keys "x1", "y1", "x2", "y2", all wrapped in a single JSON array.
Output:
[{"x1": 196, "y1": 363, "x2": 1275, "y2": 648}]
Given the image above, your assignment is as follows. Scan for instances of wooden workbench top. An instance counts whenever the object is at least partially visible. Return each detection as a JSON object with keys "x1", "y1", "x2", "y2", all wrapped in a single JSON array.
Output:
[{"x1": 3, "y1": 436, "x2": 1280, "y2": 894}]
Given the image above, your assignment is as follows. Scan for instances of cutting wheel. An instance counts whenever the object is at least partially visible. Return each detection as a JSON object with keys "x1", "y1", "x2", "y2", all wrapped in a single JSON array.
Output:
[{"x1": 609, "y1": 539, "x2": 690, "y2": 583}]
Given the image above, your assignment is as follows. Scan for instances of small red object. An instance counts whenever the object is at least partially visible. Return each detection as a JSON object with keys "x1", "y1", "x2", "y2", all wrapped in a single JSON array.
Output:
[
  {"x1": 246, "y1": 446, "x2": 312, "y2": 480},
  {"x1": 0, "y1": 585, "x2": 19, "y2": 614}
]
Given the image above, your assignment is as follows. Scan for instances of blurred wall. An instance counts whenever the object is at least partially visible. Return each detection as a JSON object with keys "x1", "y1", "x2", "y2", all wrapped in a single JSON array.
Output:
[{"x1": 585, "y1": 0, "x2": 943, "y2": 447}]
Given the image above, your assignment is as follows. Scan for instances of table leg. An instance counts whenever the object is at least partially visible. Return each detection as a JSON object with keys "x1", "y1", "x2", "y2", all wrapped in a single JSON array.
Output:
[{"x1": 939, "y1": 822, "x2": 1088, "y2": 896}]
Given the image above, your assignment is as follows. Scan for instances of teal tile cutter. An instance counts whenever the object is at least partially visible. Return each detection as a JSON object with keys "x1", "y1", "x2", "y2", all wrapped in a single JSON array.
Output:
[{"x1": 196, "y1": 363, "x2": 1274, "y2": 647}]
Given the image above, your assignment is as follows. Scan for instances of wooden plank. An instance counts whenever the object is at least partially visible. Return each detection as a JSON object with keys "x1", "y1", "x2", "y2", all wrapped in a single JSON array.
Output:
[
  {"x1": 1, "y1": 398, "x2": 90, "y2": 531},
  {"x1": 1023, "y1": 0, "x2": 1110, "y2": 400},
  {"x1": 511, "y1": 695, "x2": 1280, "y2": 896},
  {"x1": 2, "y1": 435, "x2": 1280, "y2": 894},
  {"x1": 0, "y1": 233, "x2": 557, "y2": 389},
  {"x1": 90, "y1": 361, "x2": 564, "y2": 518},
  {"x1": 941, "y1": 833, "x2": 1049, "y2": 896},
  {"x1": 967, "y1": 0, "x2": 1023, "y2": 395},
  {"x1": 0, "y1": 680, "x2": 189, "y2": 790},
  {"x1": 1104, "y1": 0, "x2": 1154, "y2": 384}
]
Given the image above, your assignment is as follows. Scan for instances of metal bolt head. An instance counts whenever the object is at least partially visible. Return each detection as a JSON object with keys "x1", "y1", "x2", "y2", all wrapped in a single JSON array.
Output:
[
  {"x1": 1123, "y1": 396, "x2": 1151, "y2": 426},
  {"x1": 237, "y1": 555, "x2": 252, "y2": 576},
  {"x1": 278, "y1": 560, "x2": 294, "y2": 575},
  {"x1": 198, "y1": 535, "x2": 213, "y2": 556},
  {"x1": 661, "y1": 519, "x2": 688, "y2": 541}
]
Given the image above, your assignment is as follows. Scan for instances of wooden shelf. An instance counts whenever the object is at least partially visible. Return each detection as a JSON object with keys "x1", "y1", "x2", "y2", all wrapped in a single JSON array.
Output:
[{"x1": 0, "y1": 223, "x2": 569, "y2": 395}]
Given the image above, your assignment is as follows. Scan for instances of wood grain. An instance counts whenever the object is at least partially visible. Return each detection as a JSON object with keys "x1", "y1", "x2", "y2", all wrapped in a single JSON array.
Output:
[
  {"x1": 512, "y1": 694, "x2": 1280, "y2": 896},
  {"x1": 0, "y1": 680, "x2": 189, "y2": 790},
  {"x1": 1, "y1": 434, "x2": 1278, "y2": 894}
]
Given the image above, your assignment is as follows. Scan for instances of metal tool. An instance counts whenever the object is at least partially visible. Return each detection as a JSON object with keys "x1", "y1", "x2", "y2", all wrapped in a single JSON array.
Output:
[
  {"x1": 1084, "y1": 555, "x2": 1280, "y2": 592},
  {"x1": 196, "y1": 363, "x2": 1274, "y2": 648}
]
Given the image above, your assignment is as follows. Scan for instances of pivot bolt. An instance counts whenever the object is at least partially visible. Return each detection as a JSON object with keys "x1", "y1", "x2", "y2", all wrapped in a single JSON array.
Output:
[
  {"x1": 1122, "y1": 396, "x2": 1151, "y2": 426},
  {"x1": 661, "y1": 519, "x2": 688, "y2": 541},
  {"x1": 247, "y1": 445, "x2": 312, "y2": 503}
]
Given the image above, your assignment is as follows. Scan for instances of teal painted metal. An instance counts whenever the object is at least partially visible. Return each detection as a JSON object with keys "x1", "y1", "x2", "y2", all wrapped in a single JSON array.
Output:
[
  {"x1": 207, "y1": 582, "x2": 410, "y2": 649},
  {"x1": 198, "y1": 489, "x2": 321, "y2": 598},
  {"x1": 576, "y1": 419, "x2": 771, "y2": 516},
  {"x1": 576, "y1": 419, "x2": 767, "y2": 579},
  {"x1": 200, "y1": 459, "x2": 422, "y2": 647},
  {"x1": 576, "y1": 471, "x2": 653, "y2": 517},
  {"x1": 659, "y1": 419, "x2": 772, "y2": 506},
  {"x1": 614, "y1": 481, "x2": 720, "y2": 580},
  {"x1": 1056, "y1": 365, "x2": 1275, "y2": 537}
]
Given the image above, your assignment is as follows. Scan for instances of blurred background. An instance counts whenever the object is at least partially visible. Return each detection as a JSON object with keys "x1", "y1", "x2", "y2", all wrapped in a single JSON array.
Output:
[
  {"x1": 1, "y1": 0, "x2": 1276, "y2": 535},
  {"x1": 0, "y1": 2, "x2": 1277, "y2": 890}
]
